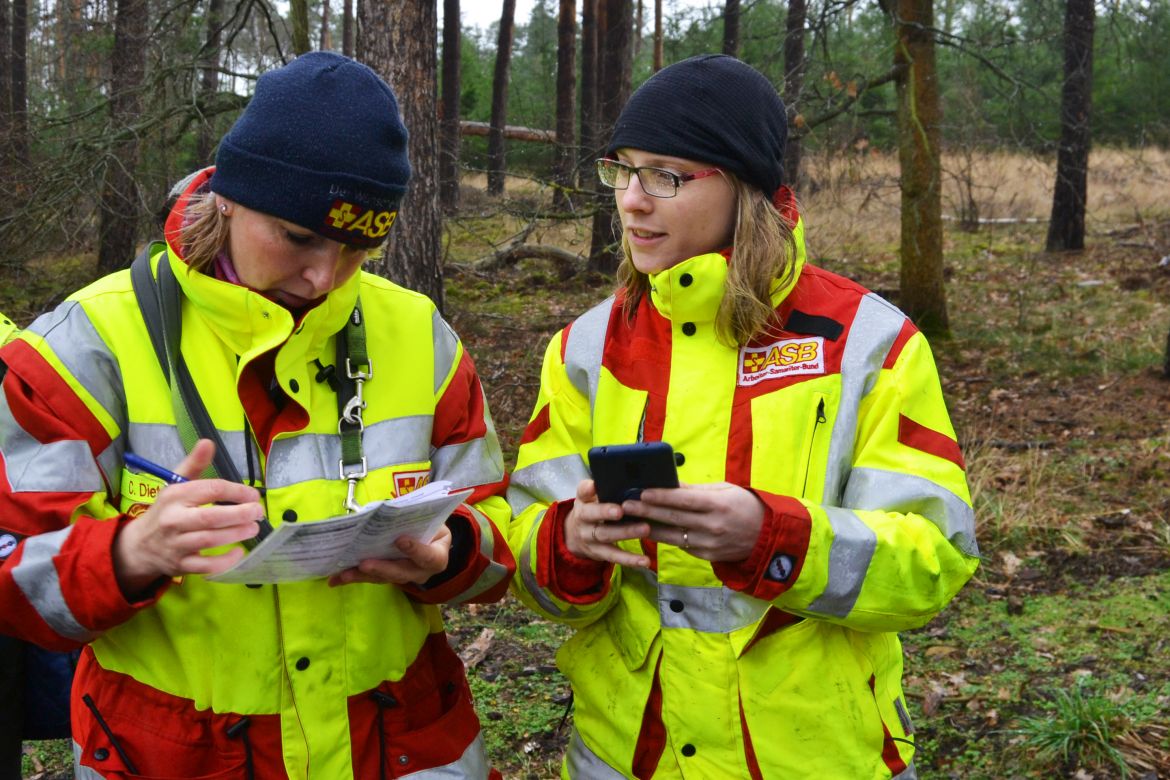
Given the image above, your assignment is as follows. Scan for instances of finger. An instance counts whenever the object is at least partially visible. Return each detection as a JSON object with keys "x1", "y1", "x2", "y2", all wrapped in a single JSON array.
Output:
[
  {"x1": 620, "y1": 499, "x2": 690, "y2": 528},
  {"x1": 576, "y1": 479, "x2": 599, "y2": 503},
  {"x1": 395, "y1": 536, "x2": 449, "y2": 573},
  {"x1": 174, "y1": 518, "x2": 265, "y2": 553},
  {"x1": 160, "y1": 479, "x2": 263, "y2": 509},
  {"x1": 163, "y1": 501, "x2": 265, "y2": 534},
  {"x1": 179, "y1": 545, "x2": 247, "y2": 576},
  {"x1": 591, "y1": 520, "x2": 650, "y2": 545},
  {"x1": 646, "y1": 523, "x2": 692, "y2": 549},
  {"x1": 587, "y1": 543, "x2": 650, "y2": 569},
  {"x1": 174, "y1": 439, "x2": 216, "y2": 480}
]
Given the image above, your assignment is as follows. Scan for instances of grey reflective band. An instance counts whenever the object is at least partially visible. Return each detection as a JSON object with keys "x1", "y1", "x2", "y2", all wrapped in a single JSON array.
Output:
[
  {"x1": 819, "y1": 293, "x2": 907, "y2": 504},
  {"x1": 508, "y1": 453, "x2": 590, "y2": 520},
  {"x1": 400, "y1": 731, "x2": 490, "y2": 779},
  {"x1": 565, "y1": 728, "x2": 627, "y2": 780},
  {"x1": 28, "y1": 301, "x2": 127, "y2": 432},
  {"x1": 893, "y1": 759, "x2": 919, "y2": 780},
  {"x1": 432, "y1": 436, "x2": 504, "y2": 490},
  {"x1": 844, "y1": 467, "x2": 978, "y2": 557},
  {"x1": 432, "y1": 312, "x2": 461, "y2": 395},
  {"x1": 0, "y1": 417, "x2": 104, "y2": 493},
  {"x1": 265, "y1": 417, "x2": 431, "y2": 488},
  {"x1": 562, "y1": 297, "x2": 614, "y2": 415},
  {"x1": 72, "y1": 743, "x2": 107, "y2": 779},
  {"x1": 518, "y1": 515, "x2": 590, "y2": 620},
  {"x1": 448, "y1": 507, "x2": 509, "y2": 605},
  {"x1": 125, "y1": 423, "x2": 249, "y2": 483},
  {"x1": 805, "y1": 507, "x2": 877, "y2": 618},
  {"x1": 641, "y1": 568, "x2": 769, "y2": 634},
  {"x1": 13, "y1": 527, "x2": 98, "y2": 642}
]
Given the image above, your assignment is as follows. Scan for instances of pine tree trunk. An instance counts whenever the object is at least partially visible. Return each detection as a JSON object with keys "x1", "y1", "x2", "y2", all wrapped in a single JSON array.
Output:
[
  {"x1": 97, "y1": 0, "x2": 147, "y2": 274},
  {"x1": 319, "y1": 0, "x2": 331, "y2": 51},
  {"x1": 782, "y1": 0, "x2": 806, "y2": 190},
  {"x1": 359, "y1": 0, "x2": 445, "y2": 309},
  {"x1": 10, "y1": 0, "x2": 27, "y2": 164},
  {"x1": 553, "y1": 0, "x2": 577, "y2": 210},
  {"x1": 0, "y1": 0, "x2": 12, "y2": 176},
  {"x1": 487, "y1": 0, "x2": 516, "y2": 196},
  {"x1": 652, "y1": 0, "x2": 662, "y2": 72},
  {"x1": 1046, "y1": 0, "x2": 1095, "y2": 252},
  {"x1": 440, "y1": 0, "x2": 461, "y2": 210},
  {"x1": 579, "y1": 0, "x2": 598, "y2": 183},
  {"x1": 290, "y1": 0, "x2": 310, "y2": 54},
  {"x1": 722, "y1": 0, "x2": 739, "y2": 57},
  {"x1": 588, "y1": 0, "x2": 632, "y2": 274},
  {"x1": 890, "y1": 0, "x2": 948, "y2": 337},
  {"x1": 196, "y1": 0, "x2": 224, "y2": 166},
  {"x1": 342, "y1": 0, "x2": 354, "y2": 56}
]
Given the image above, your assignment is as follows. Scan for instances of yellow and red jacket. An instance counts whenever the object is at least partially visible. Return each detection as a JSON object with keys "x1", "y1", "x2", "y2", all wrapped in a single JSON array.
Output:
[
  {"x1": 0, "y1": 169, "x2": 514, "y2": 779},
  {"x1": 508, "y1": 217, "x2": 978, "y2": 779}
]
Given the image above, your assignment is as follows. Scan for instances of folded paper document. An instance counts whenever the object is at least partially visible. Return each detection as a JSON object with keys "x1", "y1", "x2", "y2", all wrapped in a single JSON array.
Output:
[{"x1": 206, "y1": 481, "x2": 472, "y2": 584}]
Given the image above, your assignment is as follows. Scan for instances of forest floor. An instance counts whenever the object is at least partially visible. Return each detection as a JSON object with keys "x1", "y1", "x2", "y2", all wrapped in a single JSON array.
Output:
[{"x1": 14, "y1": 150, "x2": 1170, "y2": 779}]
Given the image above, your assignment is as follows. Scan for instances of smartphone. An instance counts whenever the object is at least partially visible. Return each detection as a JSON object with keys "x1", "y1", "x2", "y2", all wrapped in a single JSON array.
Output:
[{"x1": 588, "y1": 442, "x2": 680, "y2": 505}]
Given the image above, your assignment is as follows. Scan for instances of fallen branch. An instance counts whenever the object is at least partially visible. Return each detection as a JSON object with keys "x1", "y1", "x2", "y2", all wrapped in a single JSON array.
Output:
[
  {"x1": 474, "y1": 242, "x2": 586, "y2": 273},
  {"x1": 460, "y1": 120, "x2": 556, "y2": 144}
]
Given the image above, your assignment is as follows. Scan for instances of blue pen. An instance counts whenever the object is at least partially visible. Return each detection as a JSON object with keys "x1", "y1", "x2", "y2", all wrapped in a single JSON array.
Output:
[{"x1": 124, "y1": 452, "x2": 273, "y2": 548}]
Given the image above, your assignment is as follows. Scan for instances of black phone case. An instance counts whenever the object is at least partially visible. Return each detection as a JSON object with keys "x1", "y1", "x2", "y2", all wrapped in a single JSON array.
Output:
[{"x1": 588, "y1": 442, "x2": 680, "y2": 504}]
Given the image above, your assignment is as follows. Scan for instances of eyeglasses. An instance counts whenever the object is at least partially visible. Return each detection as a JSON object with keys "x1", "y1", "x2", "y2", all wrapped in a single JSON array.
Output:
[{"x1": 595, "y1": 158, "x2": 723, "y2": 199}]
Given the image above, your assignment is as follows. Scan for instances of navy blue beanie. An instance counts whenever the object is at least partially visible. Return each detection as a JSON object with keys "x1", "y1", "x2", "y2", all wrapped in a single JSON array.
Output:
[
  {"x1": 211, "y1": 52, "x2": 410, "y2": 248},
  {"x1": 606, "y1": 54, "x2": 788, "y2": 197}
]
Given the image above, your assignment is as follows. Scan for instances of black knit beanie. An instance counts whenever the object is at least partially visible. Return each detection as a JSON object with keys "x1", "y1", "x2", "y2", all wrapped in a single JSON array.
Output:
[
  {"x1": 606, "y1": 54, "x2": 788, "y2": 196},
  {"x1": 210, "y1": 51, "x2": 410, "y2": 249}
]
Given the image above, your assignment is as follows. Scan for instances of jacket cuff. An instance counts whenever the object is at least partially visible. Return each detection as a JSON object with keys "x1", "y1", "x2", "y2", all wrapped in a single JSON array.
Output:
[
  {"x1": 401, "y1": 513, "x2": 476, "y2": 604},
  {"x1": 711, "y1": 491, "x2": 811, "y2": 601},
  {"x1": 82, "y1": 516, "x2": 170, "y2": 628},
  {"x1": 536, "y1": 499, "x2": 613, "y2": 605}
]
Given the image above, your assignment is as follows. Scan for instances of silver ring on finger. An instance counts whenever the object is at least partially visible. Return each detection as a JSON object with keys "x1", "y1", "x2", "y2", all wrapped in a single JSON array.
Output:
[
  {"x1": 682, "y1": 529, "x2": 689, "y2": 549},
  {"x1": 592, "y1": 524, "x2": 600, "y2": 543}
]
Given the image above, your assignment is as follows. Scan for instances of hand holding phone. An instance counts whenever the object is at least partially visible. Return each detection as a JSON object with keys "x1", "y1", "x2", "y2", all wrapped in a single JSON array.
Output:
[{"x1": 588, "y1": 442, "x2": 680, "y2": 505}]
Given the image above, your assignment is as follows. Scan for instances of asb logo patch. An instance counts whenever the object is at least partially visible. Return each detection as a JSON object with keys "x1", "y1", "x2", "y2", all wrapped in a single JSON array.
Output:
[
  {"x1": 393, "y1": 470, "x2": 430, "y2": 498},
  {"x1": 325, "y1": 200, "x2": 398, "y2": 241},
  {"x1": 738, "y1": 337, "x2": 825, "y2": 386}
]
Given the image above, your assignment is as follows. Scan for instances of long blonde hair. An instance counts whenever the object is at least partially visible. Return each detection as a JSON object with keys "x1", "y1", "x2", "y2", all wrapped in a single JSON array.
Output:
[
  {"x1": 617, "y1": 175, "x2": 798, "y2": 346},
  {"x1": 176, "y1": 192, "x2": 230, "y2": 273}
]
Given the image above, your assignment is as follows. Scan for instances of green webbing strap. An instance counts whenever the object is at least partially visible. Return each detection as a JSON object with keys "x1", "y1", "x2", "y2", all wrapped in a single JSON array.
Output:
[
  {"x1": 335, "y1": 302, "x2": 370, "y2": 512},
  {"x1": 130, "y1": 244, "x2": 240, "y2": 483}
]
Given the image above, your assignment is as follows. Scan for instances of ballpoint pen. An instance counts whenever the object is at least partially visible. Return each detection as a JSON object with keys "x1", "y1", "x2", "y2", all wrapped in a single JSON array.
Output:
[{"x1": 124, "y1": 452, "x2": 273, "y2": 548}]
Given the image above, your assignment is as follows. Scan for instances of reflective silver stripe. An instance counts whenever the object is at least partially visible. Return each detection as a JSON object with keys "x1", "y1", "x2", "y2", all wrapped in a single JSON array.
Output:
[
  {"x1": 518, "y1": 513, "x2": 589, "y2": 620},
  {"x1": 73, "y1": 742, "x2": 108, "y2": 779},
  {"x1": 565, "y1": 727, "x2": 627, "y2": 780},
  {"x1": 562, "y1": 296, "x2": 614, "y2": 414},
  {"x1": 656, "y1": 576, "x2": 769, "y2": 634},
  {"x1": 507, "y1": 453, "x2": 589, "y2": 519},
  {"x1": 265, "y1": 417, "x2": 432, "y2": 488},
  {"x1": 400, "y1": 730, "x2": 491, "y2": 779},
  {"x1": 820, "y1": 293, "x2": 907, "y2": 504},
  {"x1": 448, "y1": 507, "x2": 509, "y2": 605},
  {"x1": 805, "y1": 506, "x2": 876, "y2": 618},
  {"x1": 125, "y1": 423, "x2": 250, "y2": 483},
  {"x1": 432, "y1": 312, "x2": 461, "y2": 395},
  {"x1": 0, "y1": 417, "x2": 104, "y2": 492},
  {"x1": 893, "y1": 759, "x2": 918, "y2": 780},
  {"x1": 28, "y1": 302, "x2": 127, "y2": 430},
  {"x1": 432, "y1": 436, "x2": 504, "y2": 489},
  {"x1": 12, "y1": 527, "x2": 98, "y2": 642},
  {"x1": 844, "y1": 467, "x2": 979, "y2": 557}
]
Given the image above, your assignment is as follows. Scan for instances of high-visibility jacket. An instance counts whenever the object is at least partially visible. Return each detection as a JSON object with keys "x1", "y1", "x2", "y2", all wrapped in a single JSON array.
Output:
[
  {"x1": 0, "y1": 168, "x2": 514, "y2": 779},
  {"x1": 508, "y1": 216, "x2": 978, "y2": 779}
]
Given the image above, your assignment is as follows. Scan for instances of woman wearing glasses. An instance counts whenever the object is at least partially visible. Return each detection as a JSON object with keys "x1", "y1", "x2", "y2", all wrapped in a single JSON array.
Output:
[{"x1": 508, "y1": 55, "x2": 978, "y2": 778}]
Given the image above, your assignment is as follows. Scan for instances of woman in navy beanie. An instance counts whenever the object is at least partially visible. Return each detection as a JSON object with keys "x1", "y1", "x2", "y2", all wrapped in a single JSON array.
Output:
[
  {"x1": 508, "y1": 54, "x2": 978, "y2": 777},
  {"x1": 0, "y1": 52, "x2": 513, "y2": 779}
]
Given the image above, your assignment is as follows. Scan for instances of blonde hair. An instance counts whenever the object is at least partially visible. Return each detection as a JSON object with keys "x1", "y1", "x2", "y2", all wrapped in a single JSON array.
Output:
[
  {"x1": 617, "y1": 175, "x2": 798, "y2": 346},
  {"x1": 177, "y1": 192, "x2": 230, "y2": 273}
]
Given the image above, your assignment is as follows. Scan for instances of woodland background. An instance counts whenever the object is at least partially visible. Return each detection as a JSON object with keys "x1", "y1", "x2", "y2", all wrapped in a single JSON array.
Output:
[{"x1": 3, "y1": 0, "x2": 1170, "y2": 778}]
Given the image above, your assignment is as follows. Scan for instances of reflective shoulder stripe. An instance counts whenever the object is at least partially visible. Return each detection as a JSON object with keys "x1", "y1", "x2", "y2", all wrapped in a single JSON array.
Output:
[
  {"x1": 26, "y1": 300, "x2": 127, "y2": 434},
  {"x1": 432, "y1": 430, "x2": 505, "y2": 489},
  {"x1": 805, "y1": 507, "x2": 877, "y2": 618},
  {"x1": 820, "y1": 293, "x2": 908, "y2": 503},
  {"x1": 264, "y1": 418, "x2": 432, "y2": 488},
  {"x1": 844, "y1": 467, "x2": 978, "y2": 557},
  {"x1": 13, "y1": 526, "x2": 99, "y2": 642},
  {"x1": 431, "y1": 310, "x2": 461, "y2": 396},
  {"x1": 507, "y1": 452, "x2": 590, "y2": 520},
  {"x1": 562, "y1": 296, "x2": 615, "y2": 413},
  {"x1": 0, "y1": 417, "x2": 104, "y2": 493},
  {"x1": 565, "y1": 727, "x2": 628, "y2": 780}
]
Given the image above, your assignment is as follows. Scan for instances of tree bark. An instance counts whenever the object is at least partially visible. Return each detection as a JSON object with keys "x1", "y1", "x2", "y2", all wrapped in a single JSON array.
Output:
[
  {"x1": 588, "y1": 0, "x2": 632, "y2": 274},
  {"x1": 722, "y1": 0, "x2": 740, "y2": 57},
  {"x1": 0, "y1": 0, "x2": 12, "y2": 175},
  {"x1": 319, "y1": 0, "x2": 331, "y2": 51},
  {"x1": 652, "y1": 0, "x2": 662, "y2": 72},
  {"x1": 196, "y1": 0, "x2": 224, "y2": 166},
  {"x1": 290, "y1": 0, "x2": 310, "y2": 54},
  {"x1": 342, "y1": 0, "x2": 354, "y2": 56},
  {"x1": 553, "y1": 0, "x2": 577, "y2": 209},
  {"x1": 487, "y1": 0, "x2": 516, "y2": 196},
  {"x1": 97, "y1": 0, "x2": 148, "y2": 273},
  {"x1": 359, "y1": 0, "x2": 445, "y2": 309},
  {"x1": 1046, "y1": 0, "x2": 1094, "y2": 252},
  {"x1": 579, "y1": 0, "x2": 598, "y2": 182},
  {"x1": 9, "y1": 0, "x2": 27, "y2": 164},
  {"x1": 782, "y1": 0, "x2": 806, "y2": 189},
  {"x1": 889, "y1": 0, "x2": 948, "y2": 337},
  {"x1": 440, "y1": 0, "x2": 461, "y2": 210}
]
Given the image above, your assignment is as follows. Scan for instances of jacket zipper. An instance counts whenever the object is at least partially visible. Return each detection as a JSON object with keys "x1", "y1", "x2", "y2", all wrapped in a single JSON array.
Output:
[{"x1": 800, "y1": 397, "x2": 827, "y2": 499}]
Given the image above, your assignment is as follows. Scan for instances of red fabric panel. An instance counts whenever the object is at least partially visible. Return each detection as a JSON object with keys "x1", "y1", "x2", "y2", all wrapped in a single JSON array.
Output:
[
  {"x1": 163, "y1": 167, "x2": 215, "y2": 256},
  {"x1": 632, "y1": 657, "x2": 666, "y2": 780},
  {"x1": 738, "y1": 692, "x2": 765, "y2": 780},
  {"x1": 432, "y1": 351, "x2": 489, "y2": 447},
  {"x1": 898, "y1": 413, "x2": 965, "y2": 470},
  {"x1": 3, "y1": 340, "x2": 112, "y2": 455},
  {"x1": 869, "y1": 675, "x2": 909, "y2": 775},
  {"x1": 601, "y1": 297, "x2": 671, "y2": 442},
  {"x1": 725, "y1": 381, "x2": 754, "y2": 487},
  {"x1": 711, "y1": 490, "x2": 811, "y2": 601},
  {"x1": 539, "y1": 499, "x2": 613, "y2": 604},
  {"x1": 519, "y1": 403, "x2": 551, "y2": 446},
  {"x1": 237, "y1": 348, "x2": 309, "y2": 453},
  {"x1": 882, "y1": 319, "x2": 918, "y2": 370}
]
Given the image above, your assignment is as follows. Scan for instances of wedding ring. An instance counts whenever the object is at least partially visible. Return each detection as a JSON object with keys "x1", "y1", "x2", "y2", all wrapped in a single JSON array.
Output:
[
  {"x1": 592, "y1": 525, "x2": 599, "y2": 543},
  {"x1": 682, "y1": 529, "x2": 689, "y2": 549}
]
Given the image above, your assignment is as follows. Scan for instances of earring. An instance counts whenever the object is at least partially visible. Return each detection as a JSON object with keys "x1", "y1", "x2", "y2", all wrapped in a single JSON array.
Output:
[{"x1": 218, "y1": 202, "x2": 229, "y2": 215}]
